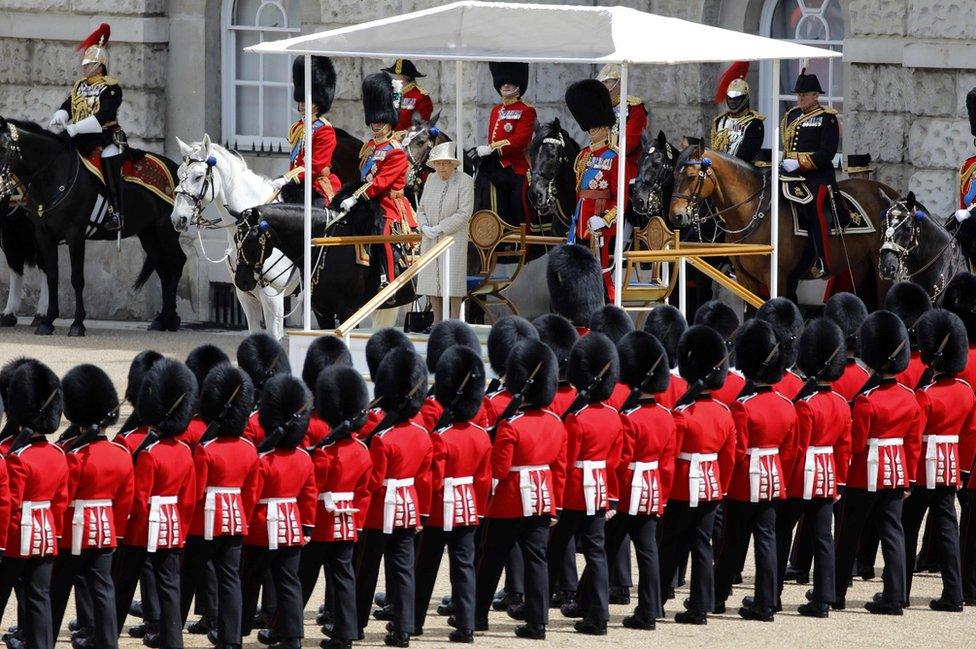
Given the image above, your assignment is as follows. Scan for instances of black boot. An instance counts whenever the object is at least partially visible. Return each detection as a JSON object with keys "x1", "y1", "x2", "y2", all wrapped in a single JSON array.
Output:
[
  {"x1": 798, "y1": 601, "x2": 829, "y2": 618},
  {"x1": 101, "y1": 152, "x2": 124, "y2": 232},
  {"x1": 514, "y1": 624, "x2": 546, "y2": 640},
  {"x1": 188, "y1": 615, "x2": 215, "y2": 634}
]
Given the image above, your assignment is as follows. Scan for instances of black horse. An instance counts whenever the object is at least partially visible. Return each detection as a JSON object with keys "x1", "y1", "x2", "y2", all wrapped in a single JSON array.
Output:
[
  {"x1": 527, "y1": 118, "x2": 578, "y2": 243},
  {"x1": 0, "y1": 117, "x2": 186, "y2": 335},
  {"x1": 630, "y1": 131, "x2": 678, "y2": 225}
]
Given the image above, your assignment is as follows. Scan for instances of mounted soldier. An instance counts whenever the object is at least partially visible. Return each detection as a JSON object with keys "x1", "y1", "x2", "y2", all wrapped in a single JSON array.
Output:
[
  {"x1": 381, "y1": 59, "x2": 434, "y2": 134},
  {"x1": 710, "y1": 62, "x2": 765, "y2": 164}
]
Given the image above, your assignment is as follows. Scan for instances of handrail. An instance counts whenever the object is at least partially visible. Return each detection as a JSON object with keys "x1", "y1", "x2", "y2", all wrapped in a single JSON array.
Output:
[
  {"x1": 624, "y1": 244, "x2": 773, "y2": 261},
  {"x1": 334, "y1": 235, "x2": 455, "y2": 337},
  {"x1": 500, "y1": 234, "x2": 566, "y2": 245},
  {"x1": 312, "y1": 234, "x2": 422, "y2": 246}
]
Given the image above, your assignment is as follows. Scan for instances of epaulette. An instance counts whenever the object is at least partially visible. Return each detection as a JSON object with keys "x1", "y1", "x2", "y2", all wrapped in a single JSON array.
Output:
[
  {"x1": 101, "y1": 76, "x2": 119, "y2": 86},
  {"x1": 357, "y1": 140, "x2": 371, "y2": 160},
  {"x1": 747, "y1": 109, "x2": 766, "y2": 122},
  {"x1": 895, "y1": 382, "x2": 915, "y2": 395},
  {"x1": 573, "y1": 149, "x2": 588, "y2": 179},
  {"x1": 202, "y1": 437, "x2": 217, "y2": 448},
  {"x1": 109, "y1": 440, "x2": 130, "y2": 454},
  {"x1": 241, "y1": 437, "x2": 256, "y2": 449},
  {"x1": 604, "y1": 404, "x2": 619, "y2": 414},
  {"x1": 471, "y1": 423, "x2": 488, "y2": 434}
]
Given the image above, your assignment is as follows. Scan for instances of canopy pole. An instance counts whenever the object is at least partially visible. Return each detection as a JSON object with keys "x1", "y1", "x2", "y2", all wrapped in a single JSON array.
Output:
[
  {"x1": 769, "y1": 59, "x2": 781, "y2": 300},
  {"x1": 454, "y1": 59, "x2": 464, "y2": 322},
  {"x1": 612, "y1": 62, "x2": 628, "y2": 306},
  {"x1": 302, "y1": 54, "x2": 313, "y2": 331}
]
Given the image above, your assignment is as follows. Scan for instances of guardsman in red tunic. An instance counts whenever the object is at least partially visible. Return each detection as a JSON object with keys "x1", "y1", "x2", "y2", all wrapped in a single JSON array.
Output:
[
  {"x1": 473, "y1": 62, "x2": 536, "y2": 229},
  {"x1": 273, "y1": 56, "x2": 341, "y2": 207},
  {"x1": 657, "y1": 326, "x2": 736, "y2": 625},
  {"x1": 952, "y1": 89, "x2": 976, "y2": 239},
  {"x1": 534, "y1": 314, "x2": 580, "y2": 418},
  {"x1": 238, "y1": 333, "x2": 292, "y2": 447},
  {"x1": 824, "y1": 292, "x2": 871, "y2": 401},
  {"x1": 50, "y1": 365, "x2": 132, "y2": 649},
  {"x1": 714, "y1": 320, "x2": 798, "y2": 622},
  {"x1": 414, "y1": 347, "x2": 491, "y2": 643},
  {"x1": 775, "y1": 320, "x2": 851, "y2": 618},
  {"x1": 300, "y1": 366, "x2": 372, "y2": 649},
  {"x1": 474, "y1": 340, "x2": 567, "y2": 640},
  {"x1": 589, "y1": 305, "x2": 635, "y2": 411},
  {"x1": 756, "y1": 298, "x2": 805, "y2": 400},
  {"x1": 300, "y1": 335, "x2": 354, "y2": 448},
  {"x1": 382, "y1": 59, "x2": 434, "y2": 134},
  {"x1": 179, "y1": 365, "x2": 257, "y2": 649},
  {"x1": 566, "y1": 80, "x2": 624, "y2": 301},
  {"x1": 357, "y1": 329, "x2": 418, "y2": 442},
  {"x1": 114, "y1": 359, "x2": 197, "y2": 649},
  {"x1": 886, "y1": 282, "x2": 932, "y2": 390},
  {"x1": 833, "y1": 311, "x2": 922, "y2": 614},
  {"x1": 643, "y1": 305, "x2": 689, "y2": 409},
  {"x1": 694, "y1": 300, "x2": 744, "y2": 407},
  {"x1": 182, "y1": 343, "x2": 230, "y2": 457},
  {"x1": 0, "y1": 361, "x2": 68, "y2": 649},
  {"x1": 596, "y1": 64, "x2": 648, "y2": 185},
  {"x1": 418, "y1": 320, "x2": 490, "y2": 432},
  {"x1": 355, "y1": 349, "x2": 432, "y2": 648},
  {"x1": 240, "y1": 374, "x2": 317, "y2": 649}
]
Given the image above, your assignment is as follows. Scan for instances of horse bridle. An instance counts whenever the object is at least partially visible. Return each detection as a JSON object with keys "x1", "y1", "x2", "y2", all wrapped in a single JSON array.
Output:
[
  {"x1": 234, "y1": 218, "x2": 298, "y2": 291},
  {"x1": 174, "y1": 155, "x2": 220, "y2": 228},
  {"x1": 0, "y1": 123, "x2": 73, "y2": 204},
  {"x1": 881, "y1": 199, "x2": 958, "y2": 296},
  {"x1": 402, "y1": 126, "x2": 437, "y2": 194},
  {"x1": 532, "y1": 135, "x2": 570, "y2": 216},
  {"x1": 673, "y1": 157, "x2": 767, "y2": 237},
  {"x1": 633, "y1": 143, "x2": 675, "y2": 216}
]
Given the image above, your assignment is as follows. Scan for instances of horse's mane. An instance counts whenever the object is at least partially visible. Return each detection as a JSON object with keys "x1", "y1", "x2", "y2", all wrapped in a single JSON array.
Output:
[
  {"x1": 193, "y1": 141, "x2": 273, "y2": 188},
  {"x1": 530, "y1": 119, "x2": 580, "y2": 159},
  {"x1": 5, "y1": 119, "x2": 62, "y2": 143},
  {"x1": 675, "y1": 145, "x2": 761, "y2": 178}
]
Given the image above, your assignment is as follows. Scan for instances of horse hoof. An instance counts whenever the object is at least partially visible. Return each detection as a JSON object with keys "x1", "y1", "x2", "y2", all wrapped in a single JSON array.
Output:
[
  {"x1": 67, "y1": 324, "x2": 86, "y2": 337},
  {"x1": 34, "y1": 323, "x2": 55, "y2": 336},
  {"x1": 30, "y1": 314, "x2": 43, "y2": 327},
  {"x1": 0, "y1": 314, "x2": 17, "y2": 328},
  {"x1": 148, "y1": 313, "x2": 181, "y2": 332}
]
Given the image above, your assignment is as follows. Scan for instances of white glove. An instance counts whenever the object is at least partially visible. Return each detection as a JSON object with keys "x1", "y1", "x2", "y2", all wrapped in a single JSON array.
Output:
[
  {"x1": 339, "y1": 196, "x2": 358, "y2": 212},
  {"x1": 588, "y1": 216, "x2": 607, "y2": 232},
  {"x1": 955, "y1": 207, "x2": 973, "y2": 223},
  {"x1": 781, "y1": 158, "x2": 800, "y2": 173},
  {"x1": 476, "y1": 145, "x2": 493, "y2": 157},
  {"x1": 49, "y1": 110, "x2": 69, "y2": 133},
  {"x1": 65, "y1": 123, "x2": 78, "y2": 137},
  {"x1": 270, "y1": 176, "x2": 289, "y2": 191},
  {"x1": 421, "y1": 225, "x2": 439, "y2": 238}
]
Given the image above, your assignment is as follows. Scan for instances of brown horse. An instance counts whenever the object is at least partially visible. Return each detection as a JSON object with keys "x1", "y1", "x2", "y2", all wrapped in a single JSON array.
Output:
[{"x1": 670, "y1": 147, "x2": 897, "y2": 308}]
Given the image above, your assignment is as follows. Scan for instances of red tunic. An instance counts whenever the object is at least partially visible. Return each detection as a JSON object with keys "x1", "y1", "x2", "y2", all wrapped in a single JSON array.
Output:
[
  {"x1": 394, "y1": 83, "x2": 434, "y2": 132},
  {"x1": 669, "y1": 397, "x2": 736, "y2": 504},
  {"x1": 895, "y1": 352, "x2": 926, "y2": 390},
  {"x1": 914, "y1": 376, "x2": 976, "y2": 489},
  {"x1": 116, "y1": 426, "x2": 150, "y2": 455},
  {"x1": 484, "y1": 389, "x2": 513, "y2": 426},
  {"x1": 286, "y1": 116, "x2": 342, "y2": 204},
  {"x1": 831, "y1": 359, "x2": 871, "y2": 402},
  {"x1": 362, "y1": 420, "x2": 433, "y2": 531},
  {"x1": 242, "y1": 447, "x2": 317, "y2": 547},
  {"x1": 552, "y1": 384, "x2": 578, "y2": 418},
  {"x1": 712, "y1": 370, "x2": 745, "y2": 407},
  {"x1": 656, "y1": 373, "x2": 688, "y2": 409},
  {"x1": 0, "y1": 459, "x2": 9, "y2": 552},
  {"x1": 177, "y1": 417, "x2": 206, "y2": 451},
  {"x1": 418, "y1": 396, "x2": 489, "y2": 433},
  {"x1": 243, "y1": 411, "x2": 264, "y2": 447},
  {"x1": 61, "y1": 437, "x2": 134, "y2": 553},
  {"x1": 789, "y1": 387, "x2": 852, "y2": 497},
  {"x1": 189, "y1": 436, "x2": 259, "y2": 538},
  {"x1": 727, "y1": 387, "x2": 798, "y2": 501},
  {"x1": 616, "y1": 399, "x2": 677, "y2": 516},
  {"x1": 6, "y1": 440, "x2": 68, "y2": 558},
  {"x1": 303, "y1": 415, "x2": 331, "y2": 449},
  {"x1": 427, "y1": 422, "x2": 492, "y2": 529},
  {"x1": 487, "y1": 99, "x2": 537, "y2": 177},
  {"x1": 846, "y1": 379, "x2": 923, "y2": 490},
  {"x1": 124, "y1": 438, "x2": 196, "y2": 549},
  {"x1": 773, "y1": 369, "x2": 805, "y2": 400},
  {"x1": 607, "y1": 382, "x2": 631, "y2": 411},
  {"x1": 562, "y1": 404, "x2": 624, "y2": 512},
  {"x1": 310, "y1": 436, "x2": 372, "y2": 542},
  {"x1": 958, "y1": 348, "x2": 976, "y2": 475},
  {"x1": 614, "y1": 98, "x2": 648, "y2": 183},
  {"x1": 357, "y1": 134, "x2": 415, "y2": 227}
]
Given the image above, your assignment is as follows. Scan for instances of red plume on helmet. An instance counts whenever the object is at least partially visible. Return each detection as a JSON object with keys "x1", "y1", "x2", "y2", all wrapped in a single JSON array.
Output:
[
  {"x1": 713, "y1": 61, "x2": 749, "y2": 105},
  {"x1": 77, "y1": 23, "x2": 111, "y2": 52}
]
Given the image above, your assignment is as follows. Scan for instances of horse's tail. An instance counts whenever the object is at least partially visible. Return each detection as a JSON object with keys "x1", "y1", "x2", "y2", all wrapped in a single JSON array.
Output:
[{"x1": 133, "y1": 249, "x2": 156, "y2": 290}]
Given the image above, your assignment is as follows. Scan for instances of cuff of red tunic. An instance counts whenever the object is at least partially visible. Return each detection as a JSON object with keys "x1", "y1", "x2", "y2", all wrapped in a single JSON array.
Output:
[{"x1": 302, "y1": 525, "x2": 314, "y2": 537}]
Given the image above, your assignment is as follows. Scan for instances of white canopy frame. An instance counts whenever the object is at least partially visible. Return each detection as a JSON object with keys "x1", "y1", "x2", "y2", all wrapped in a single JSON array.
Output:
[{"x1": 248, "y1": 1, "x2": 840, "y2": 329}]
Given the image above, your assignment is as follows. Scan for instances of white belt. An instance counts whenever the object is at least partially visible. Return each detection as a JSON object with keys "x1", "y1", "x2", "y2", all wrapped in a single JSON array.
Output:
[
  {"x1": 382, "y1": 478, "x2": 415, "y2": 534},
  {"x1": 574, "y1": 460, "x2": 607, "y2": 515},
  {"x1": 803, "y1": 446, "x2": 834, "y2": 500},
  {"x1": 69, "y1": 499, "x2": 112, "y2": 555},
  {"x1": 867, "y1": 438, "x2": 903, "y2": 492},
  {"x1": 677, "y1": 452, "x2": 718, "y2": 507},
  {"x1": 147, "y1": 495, "x2": 178, "y2": 553},
  {"x1": 442, "y1": 476, "x2": 474, "y2": 532},
  {"x1": 319, "y1": 491, "x2": 356, "y2": 513},
  {"x1": 259, "y1": 497, "x2": 297, "y2": 550},
  {"x1": 747, "y1": 447, "x2": 780, "y2": 503},
  {"x1": 511, "y1": 465, "x2": 550, "y2": 517},
  {"x1": 628, "y1": 461, "x2": 659, "y2": 516},
  {"x1": 923, "y1": 434, "x2": 958, "y2": 490},
  {"x1": 20, "y1": 501, "x2": 51, "y2": 557},
  {"x1": 204, "y1": 487, "x2": 241, "y2": 541}
]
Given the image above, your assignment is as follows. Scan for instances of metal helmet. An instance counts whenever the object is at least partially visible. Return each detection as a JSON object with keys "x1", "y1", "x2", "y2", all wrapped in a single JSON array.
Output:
[
  {"x1": 726, "y1": 78, "x2": 750, "y2": 113},
  {"x1": 78, "y1": 23, "x2": 111, "y2": 70}
]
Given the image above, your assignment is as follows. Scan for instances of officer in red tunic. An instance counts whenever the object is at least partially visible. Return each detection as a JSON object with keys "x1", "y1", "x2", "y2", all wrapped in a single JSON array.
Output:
[
  {"x1": 238, "y1": 333, "x2": 292, "y2": 447},
  {"x1": 833, "y1": 311, "x2": 922, "y2": 614},
  {"x1": 756, "y1": 298, "x2": 805, "y2": 399},
  {"x1": 381, "y1": 59, "x2": 435, "y2": 134},
  {"x1": 474, "y1": 340, "x2": 567, "y2": 640},
  {"x1": 824, "y1": 292, "x2": 871, "y2": 401},
  {"x1": 240, "y1": 374, "x2": 317, "y2": 649},
  {"x1": 775, "y1": 319, "x2": 851, "y2": 618},
  {"x1": 886, "y1": 282, "x2": 932, "y2": 390},
  {"x1": 418, "y1": 320, "x2": 489, "y2": 432},
  {"x1": 300, "y1": 335, "x2": 353, "y2": 448},
  {"x1": 643, "y1": 306, "x2": 689, "y2": 409},
  {"x1": 693, "y1": 300, "x2": 744, "y2": 407},
  {"x1": 50, "y1": 365, "x2": 133, "y2": 649},
  {"x1": 546, "y1": 243, "x2": 606, "y2": 335},
  {"x1": 273, "y1": 56, "x2": 341, "y2": 207},
  {"x1": 114, "y1": 359, "x2": 197, "y2": 649},
  {"x1": 596, "y1": 65, "x2": 648, "y2": 186},
  {"x1": 658, "y1": 326, "x2": 735, "y2": 625}
]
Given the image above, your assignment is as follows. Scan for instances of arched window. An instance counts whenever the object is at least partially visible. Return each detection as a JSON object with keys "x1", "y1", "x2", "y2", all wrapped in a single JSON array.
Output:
[{"x1": 221, "y1": 0, "x2": 301, "y2": 150}]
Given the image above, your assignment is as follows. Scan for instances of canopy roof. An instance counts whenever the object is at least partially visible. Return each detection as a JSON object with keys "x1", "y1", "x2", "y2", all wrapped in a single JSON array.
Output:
[{"x1": 247, "y1": 1, "x2": 840, "y2": 64}]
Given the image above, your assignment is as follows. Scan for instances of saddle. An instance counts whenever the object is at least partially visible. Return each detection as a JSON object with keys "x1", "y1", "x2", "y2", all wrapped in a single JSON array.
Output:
[
  {"x1": 80, "y1": 148, "x2": 176, "y2": 205},
  {"x1": 780, "y1": 175, "x2": 874, "y2": 237}
]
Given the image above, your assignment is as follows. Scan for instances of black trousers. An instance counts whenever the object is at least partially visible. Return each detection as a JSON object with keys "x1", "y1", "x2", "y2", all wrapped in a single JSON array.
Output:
[
  {"x1": 610, "y1": 533, "x2": 633, "y2": 589},
  {"x1": 584, "y1": 513, "x2": 659, "y2": 620},
  {"x1": 475, "y1": 516, "x2": 550, "y2": 627},
  {"x1": 902, "y1": 485, "x2": 963, "y2": 603},
  {"x1": 714, "y1": 500, "x2": 777, "y2": 610},
  {"x1": 658, "y1": 500, "x2": 718, "y2": 614},
  {"x1": 834, "y1": 488, "x2": 906, "y2": 606},
  {"x1": 113, "y1": 546, "x2": 183, "y2": 649},
  {"x1": 300, "y1": 541, "x2": 356, "y2": 642},
  {"x1": 138, "y1": 558, "x2": 160, "y2": 623},
  {"x1": 414, "y1": 526, "x2": 477, "y2": 632},
  {"x1": 474, "y1": 161, "x2": 528, "y2": 228},
  {"x1": 72, "y1": 577, "x2": 93, "y2": 630},
  {"x1": 355, "y1": 529, "x2": 416, "y2": 634},
  {"x1": 180, "y1": 536, "x2": 243, "y2": 646},
  {"x1": 504, "y1": 545, "x2": 524, "y2": 595},
  {"x1": 553, "y1": 536, "x2": 579, "y2": 595},
  {"x1": 241, "y1": 545, "x2": 302, "y2": 647},
  {"x1": 547, "y1": 510, "x2": 608, "y2": 622},
  {"x1": 0, "y1": 557, "x2": 53, "y2": 649},
  {"x1": 51, "y1": 549, "x2": 117, "y2": 648},
  {"x1": 776, "y1": 498, "x2": 835, "y2": 603}
]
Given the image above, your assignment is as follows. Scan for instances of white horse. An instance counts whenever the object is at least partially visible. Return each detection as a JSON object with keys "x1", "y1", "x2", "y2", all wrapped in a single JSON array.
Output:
[{"x1": 171, "y1": 135, "x2": 299, "y2": 339}]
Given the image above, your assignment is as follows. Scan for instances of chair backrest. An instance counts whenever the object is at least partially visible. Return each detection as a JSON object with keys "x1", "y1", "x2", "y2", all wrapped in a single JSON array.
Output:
[
  {"x1": 468, "y1": 209, "x2": 527, "y2": 280},
  {"x1": 622, "y1": 215, "x2": 679, "y2": 304}
]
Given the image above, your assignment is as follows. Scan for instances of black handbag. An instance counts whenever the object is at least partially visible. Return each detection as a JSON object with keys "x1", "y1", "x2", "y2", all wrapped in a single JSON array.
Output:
[{"x1": 403, "y1": 296, "x2": 434, "y2": 333}]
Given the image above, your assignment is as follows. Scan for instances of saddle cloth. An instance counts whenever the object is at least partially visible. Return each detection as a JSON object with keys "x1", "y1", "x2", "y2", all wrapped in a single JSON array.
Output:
[
  {"x1": 780, "y1": 178, "x2": 874, "y2": 237},
  {"x1": 80, "y1": 148, "x2": 176, "y2": 205}
]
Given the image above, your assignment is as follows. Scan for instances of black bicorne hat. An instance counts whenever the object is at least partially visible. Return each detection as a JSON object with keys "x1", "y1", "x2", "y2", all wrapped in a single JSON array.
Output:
[
  {"x1": 7, "y1": 360, "x2": 62, "y2": 434},
  {"x1": 793, "y1": 68, "x2": 824, "y2": 94},
  {"x1": 504, "y1": 339, "x2": 557, "y2": 409},
  {"x1": 302, "y1": 335, "x2": 353, "y2": 391},
  {"x1": 567, "y1": 332, "x2": 619, "y2": 403},
  {"x1": 381, "y1": 58, "x2": 425, "y2": 79},
  {"x1": 547, "y1": 244, "x2": 604, "y2": 327},
  {"x1": 677, "y1": 325, "x2": 729, "y2": 390},
  {"x1": 617, "y1": 331, "x2": 670, "y2": 395},
  {"x1": 434, "y1": 346, "x2": 487, "y2": 423},
  {"x1": 859, "y1": 311, "x2": 911, "y2": 374},
  {"x1": 796, "y1": 318, "x2": 846, "y2": 382},
  {"x1": 915, "y1": 309, "x2": 969, "y2": 375},
  {"x1": 259, "y1": 374, "x2": 311, "y2": 449},
  {"x1": 293, "y1": 56, "x2": 337, "y2": 113},
  {"x1": 489, "y1": 61, "x2": 529, "y2": 95},
  {"x1": 566, "y1": 79, "x2": 616, "y2": 131},
  {"x1": 374, "y1": 349, "x2": 428, "y2": 420},
  {"x1": 533, "y1": 314, "x2": 579, "y2": 378},
  {"x1": 588, "y1": 305, "x2": 634, "y2": 345},
  {"x1": 365, "y1": 328, "x2": 415, "y2": 380},
  {"x1": 199, "y1": 365, "x2": 255, "y2": 438},
  {"x1": 824, "y1": 292, "x2": 869, "y2": 355},
  {"x1": 734, "y1": 319, "x2": 788, "y2": 384},
  {"x1": 362, "y1": 72, "x2": 399, "y2": 127},
  {"x1": 62, "y1": 364, "x2": 119, "y2": 428},
  {"x1": 315, "y1": 365, "x2": 369, "y2": 430},
  {"x1": 941, "y1": 272, "x2": 976, "y2": 341},
  {"x1": 138, "y1": 358, "x2": 197, "y2": 438},
  {"x1": 643, "y1": 305, "x2": 688, "y2": 369},
  {"x1": 426, "y1": 320, "x2": 480, "y2": 373},
  {"x1": 487, "y1": 315, "x2": 538, "y2": 377}
]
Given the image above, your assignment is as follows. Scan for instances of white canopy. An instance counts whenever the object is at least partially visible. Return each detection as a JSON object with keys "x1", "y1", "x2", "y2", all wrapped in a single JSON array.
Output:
[{"x1": 247, "y1": 0, "x2": 840, "y2": 64}]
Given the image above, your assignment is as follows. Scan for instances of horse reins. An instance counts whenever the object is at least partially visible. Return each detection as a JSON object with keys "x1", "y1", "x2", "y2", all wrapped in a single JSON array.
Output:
[
  {"x1": 673, "y1": 157, "x2": 767, "y2": 239},
  {"x1": 0, "y1": 123, "x2": 76, "y2": 211},
  {"x1": 882, "y1": 199, "x2": 961, "y2": 298},
  {"x1": 532, "y1": 135, "x2": 571, "y2": 221}
]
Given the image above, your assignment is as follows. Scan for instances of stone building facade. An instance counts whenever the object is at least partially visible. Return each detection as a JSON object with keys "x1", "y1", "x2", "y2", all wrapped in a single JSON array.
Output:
[{"x1": 0, "y1": 0, "x2": 971, "y2": 324}]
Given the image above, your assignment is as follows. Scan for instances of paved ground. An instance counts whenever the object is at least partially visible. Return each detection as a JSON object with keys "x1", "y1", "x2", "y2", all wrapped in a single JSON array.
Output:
[{"x1": 0, "y1": 321, "x2": 971, "y2": 648}]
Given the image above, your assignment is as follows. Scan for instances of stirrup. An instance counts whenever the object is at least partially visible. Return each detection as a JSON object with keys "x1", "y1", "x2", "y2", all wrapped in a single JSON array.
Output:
[{"x1": 810, "y1": 258, "x2": 826, "y2": 279}]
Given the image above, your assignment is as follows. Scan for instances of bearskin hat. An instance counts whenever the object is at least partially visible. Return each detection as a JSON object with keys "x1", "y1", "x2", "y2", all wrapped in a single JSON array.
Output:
[
  {"x1": 565, "y1": 79, "x2": 616, "y2": 131},
  {"x1": 824, "y1": 292, "x2": 869, "y2": 354},
  {"x1": 884, "y1": 281, "x2": 931, "y2": 348},
  {"x1": 756, "y1": 297, "x2": 803, "y2": 365},
  {"x1": 365, "y1": 328, "x2": 415, "y2": 380},
  {"x1": 734, "y1": 319, "x2": 788, "y2": 384},
  {"x1": 533, "y1": 314, "x2": 580, "y2": 377},
  {"x1": 967, "y1": 87, "x2": 976, "y2": 138},
  {"x1": 693, "y1": 300, "x2": 740, "y2": 343},
  {"x1": 793, "y1": 68, "x2": 824, "y2": 94},
  {"x1": 198, "y1": 365, "x2": 255, "y2": 438},
  {"x1": 489, "y1": 61, "x2": 529, "y2": 95},
  {"x1": 7, "y1": 360, "x2": 62, "y2": 434},
  {"x1": 258, "y1": 374, "x2": 311, "y2": 449},
  {"x1": 434, "y1": 347, "x2": 487, "y2": 423},
  {"x1": 643, "y1": 305, "x2": 688, "y2": 369},
  {"x1": 315, "y1": 365, "x2": 369, "y2": 430},
  {"x1": 677, "y1": 325, "x2": 729, "y2": 390},
  {"x1": 374, "y1": 349, "x2": 428, "y2": 420},
  {"x1": 617, "y1": 331, "x2": 670, "y2": 395},
  {"x1": 137, "y1": 358, "x2": 197, "y2": 438},
  {"x1": 124, "y1": 350, "x2": 164, "y2": 404},
  {"x1": 546, "y1": 244, "x2": 604, "y2": 326},
  {"x1": 796, "y1": 318, "x2": 846, "y2": 382},
  {"x1": 504, "y1": 339, "x2": 558, "y2": 409},
  {"x1": 186, "y1": 344, "x2": 230, "y2": 389},
  {"x1": 567, "y1": 332, "x2": 620, "y2": 403},
  {"x1": 302, "y1": 335, "x2": 353, "y2": 391},
  {"x1": 293, "y1": 56, "x2": 336, "y2": 114},
  {"x1": 0, "y1": 357, "x2": 33, "y2": 408},
  {"x1": 487, "y1": 315, "x2": 539, "y2": 377},
  {"x1": 915, "y1": 309, "x2": 969, "y2": 374},
  {"x1": 940, "y1": 272, "x2": 976, "y2": 342},
  {"x1": 589, "y1": 305, "x2": 634, "y2": 345},
  {"x1": 426, "y1": 320, "x2": 481, "y2": 372},
  {"x1": 362, "y1": 72, "x2": 398, "y2": 127},
  {"x1": 859, "y1": 311, "x2": 911, "y2": 374},
  {"x1": 62, "y1": 364, "x2": 119, "y2": 428},
  {"x1": 237, "y1": 333, "x2": 290, "y2": 392}
]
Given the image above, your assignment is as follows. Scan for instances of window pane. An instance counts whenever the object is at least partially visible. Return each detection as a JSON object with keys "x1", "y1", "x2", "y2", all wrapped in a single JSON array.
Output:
[
  {"x1": 263, "y1": 87, "x2": 289, "y2": 138},
  {"x1": 236, "y1": 30, "x2": 260, "y2": 81},
  {"x1": 233, "y1": 0, "x2": 262, "y2": 25},
  {"x1": 261, "y1": 34, "x2": 290, "y2": 82},
  {"x1": 236, "y1": 85, "x2": 260, "y2": 136},
  {"x1": 257, "y1": 2, "x2": 286, "y2": 28},
  {"x1": 284, "y1": 0, "x2": 300, "y2": 28}
]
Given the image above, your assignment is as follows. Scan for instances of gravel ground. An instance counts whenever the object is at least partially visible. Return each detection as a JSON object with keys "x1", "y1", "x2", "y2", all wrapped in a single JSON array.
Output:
[{"x1": 0, "y1": 321, "x2": 971, "y2": 648}]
